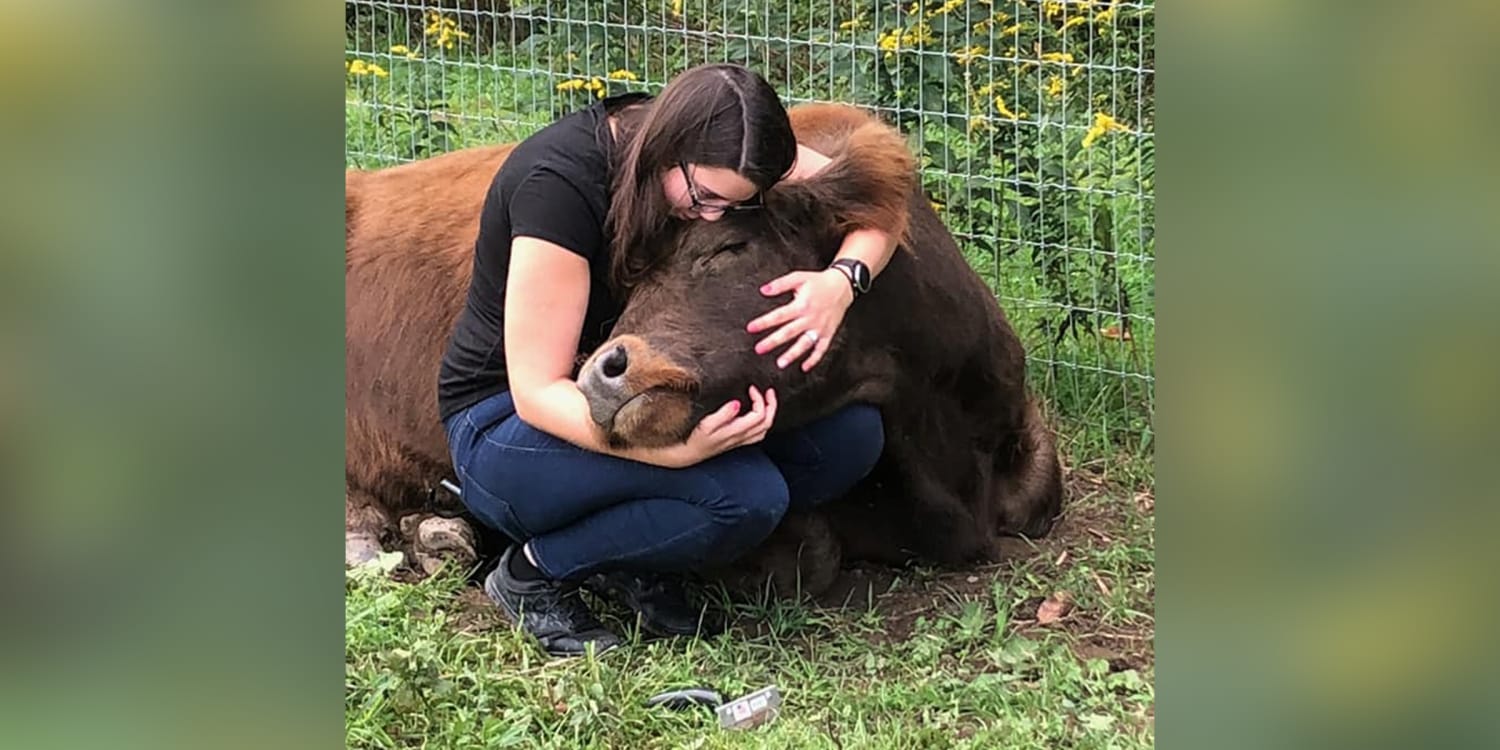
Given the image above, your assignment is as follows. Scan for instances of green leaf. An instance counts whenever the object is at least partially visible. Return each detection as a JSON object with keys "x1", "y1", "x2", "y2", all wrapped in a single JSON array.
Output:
[{"x1": 924, "y1": 138, "x2": 953, "y2": 169}]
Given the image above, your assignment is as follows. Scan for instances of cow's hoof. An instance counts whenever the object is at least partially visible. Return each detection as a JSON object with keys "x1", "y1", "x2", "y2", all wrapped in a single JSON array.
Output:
[
  {"x1": 408, "y1": 515, "x2": 479, "y2": 576},
  {"x1": 345, "y1": 532, "x2": 384, "y2": 568}
]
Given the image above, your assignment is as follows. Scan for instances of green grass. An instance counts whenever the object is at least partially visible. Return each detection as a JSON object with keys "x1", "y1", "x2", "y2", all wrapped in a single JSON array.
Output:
[{"x1": 345, "y1": 489, "x2": 1154, "y2": 749}]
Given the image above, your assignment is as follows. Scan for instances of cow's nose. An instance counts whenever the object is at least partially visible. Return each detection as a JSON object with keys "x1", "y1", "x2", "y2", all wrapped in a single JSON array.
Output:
[{"x1": 599, "y1": 344, "x2": 628, "y2": 382}]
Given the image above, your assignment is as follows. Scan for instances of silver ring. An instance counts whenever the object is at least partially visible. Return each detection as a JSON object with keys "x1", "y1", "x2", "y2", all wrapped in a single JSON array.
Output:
[{"x1": 802, "y1": 330, "x2": 819, "y2": 344}]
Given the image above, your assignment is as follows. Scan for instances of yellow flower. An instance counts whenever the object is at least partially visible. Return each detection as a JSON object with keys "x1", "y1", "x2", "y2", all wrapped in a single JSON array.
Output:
[
  {"x1": 953, "y1": 45, "x2": 986, "y2": 65},
  {"x1": 1041, "y1": 52, "x2": 1074, "y2": 64},
  {"x1": 346, "y1": 59, "x2": 388, "y2": 78},
  {"x1": 1061, "y1": 16, "x2": 1086, "y2": 31},
  {"x1": 994, "y1": 95, "x2": 1021, "y2": 120},
  {"x1": 928, "y1": 0, "x2": 965, "y2": 17},
  {"x1": 931, "y1": 200, "x2": 945, "y2": 212},
  {"x1": 1081, "y1": 111, "x2": 1129, "y2": 148},
  {"x1": 839, "y1": 18, "x2": 867, "y2": 31},
  {"x1": 556, "y1": 78, "x2": 588, "y2": 92},
  {"x1": 672, "y1": 0, "x2": 683, "y2": 17},
  {"x1": 878, "y1": 24, "x2": 936, "y2": 59},
  {"x1": 607, "y1": 69, "x2": 638, "y2": 81},
  {"x1": 1043, "y1": 0, "x2": 1064, "y2": 19},
  {"x1": 907, "y1": 1, "x2": 922, "y2": 15},
  {"x1": 424, "y1": 12, "x2": 469, "y2": 49},
  {"x1": 1002, "y1": 23, "x2": 1021, "y2": 35},
  {"x1": 389, "y1": 44, "x2": 409, "y2": 55},
  {"x1": 1046, "y1": 75, "x2": 1065, "y2": 98},
  {"x1": 1096, "y1": 0, "x2": 1119, "y2": 24}
]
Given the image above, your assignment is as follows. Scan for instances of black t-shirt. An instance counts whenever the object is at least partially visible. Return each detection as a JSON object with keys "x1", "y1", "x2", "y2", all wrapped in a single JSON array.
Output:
[{"x1": 437, "y1": 92, "x2": 651, "y2": 422}]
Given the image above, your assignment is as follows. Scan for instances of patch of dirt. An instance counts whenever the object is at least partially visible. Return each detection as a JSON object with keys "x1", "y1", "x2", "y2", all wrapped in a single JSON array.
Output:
[
  {"x1": 807, "y1": 472, "x2": 1154, "y2": 668},
  {"x1": 430, "y1": 471, "x2": 1154, "y2": 671},
  {"x1": 448, "y1": 586, "x2": 507, "y2": 634}
]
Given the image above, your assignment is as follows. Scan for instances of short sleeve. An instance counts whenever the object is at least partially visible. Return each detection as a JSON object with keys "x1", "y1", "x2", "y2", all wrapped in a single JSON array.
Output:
[{"x1": 508, "y1": 168, "x2": 606, "y2": 262}]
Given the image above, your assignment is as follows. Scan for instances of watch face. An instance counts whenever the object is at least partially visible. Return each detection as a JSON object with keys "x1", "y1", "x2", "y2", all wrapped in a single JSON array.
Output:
[
  {"x1": 843, "y1": 260, "x2": 870, "y2": 292},
  {"x1": 834, "y1": 259, "x2": 871, "y2": 295}
]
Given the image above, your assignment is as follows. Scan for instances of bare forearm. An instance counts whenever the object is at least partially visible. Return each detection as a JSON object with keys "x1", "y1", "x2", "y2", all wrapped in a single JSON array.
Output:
[
  {"x1": 511, "y1": 379, "x2": 677, "y2": 465},
  {"x1": 835, "y1": 227, "x2": 899, "y2": 278}
]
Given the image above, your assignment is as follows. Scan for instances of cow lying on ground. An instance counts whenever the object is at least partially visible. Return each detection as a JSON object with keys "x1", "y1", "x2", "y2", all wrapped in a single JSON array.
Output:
[{"x1": 344, "y1": 102, "x2": 1063, "y2": 595}]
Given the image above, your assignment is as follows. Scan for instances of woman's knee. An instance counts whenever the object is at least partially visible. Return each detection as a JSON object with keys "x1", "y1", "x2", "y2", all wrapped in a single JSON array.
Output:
[{"x1": 697, "y1": 453, "x2": 791, "y2": 562}]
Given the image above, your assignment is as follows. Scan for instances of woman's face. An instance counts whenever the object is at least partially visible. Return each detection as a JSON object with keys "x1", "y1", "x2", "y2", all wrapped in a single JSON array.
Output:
[{"x1": 661, "y1": 162, "x2": 760, "y2": 222}]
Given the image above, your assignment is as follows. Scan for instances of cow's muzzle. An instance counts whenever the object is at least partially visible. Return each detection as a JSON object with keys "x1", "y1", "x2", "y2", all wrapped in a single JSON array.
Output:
[{"x1": 576, "y1": 335, "x2": 700, "y2": 448}]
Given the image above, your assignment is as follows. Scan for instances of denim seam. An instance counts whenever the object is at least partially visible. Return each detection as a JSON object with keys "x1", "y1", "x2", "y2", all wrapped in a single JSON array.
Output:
[
  {"x1": 456, "y1": 464, "x2": 533, "y2": 540},
  {"x1": 476, "y1": 430, "x2": 576, "y2": 455}
]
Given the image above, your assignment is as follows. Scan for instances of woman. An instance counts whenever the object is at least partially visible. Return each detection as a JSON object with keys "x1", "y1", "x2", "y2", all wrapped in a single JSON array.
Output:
[{"x1": 438, "y1": 64, "x2": 901, "y2": 656}]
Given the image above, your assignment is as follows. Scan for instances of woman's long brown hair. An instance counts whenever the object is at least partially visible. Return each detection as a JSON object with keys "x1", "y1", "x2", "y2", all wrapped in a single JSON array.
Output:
[{"x1": 605, "y1": 64, "x2": 797, "y2": 293}]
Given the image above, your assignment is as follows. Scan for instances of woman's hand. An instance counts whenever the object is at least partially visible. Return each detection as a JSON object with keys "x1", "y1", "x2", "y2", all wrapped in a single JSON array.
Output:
[
  {"x1": 746, "y1": 269, "x2": 854, "y2": 372},
  {"x1": 642, "y1": 385, "x2": 778, "y2": 469}
]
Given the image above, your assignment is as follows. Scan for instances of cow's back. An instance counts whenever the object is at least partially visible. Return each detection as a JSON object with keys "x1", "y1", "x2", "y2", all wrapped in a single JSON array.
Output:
[{"x1": 345, "y1": 145, "x2": 512, "y2": 508}]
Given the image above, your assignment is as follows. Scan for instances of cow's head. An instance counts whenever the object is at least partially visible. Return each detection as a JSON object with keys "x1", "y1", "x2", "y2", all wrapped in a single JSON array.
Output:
[
  {"x1": 577, "y1": 190, "x2": 845, "y2": 448},
  {"x1": 577, "y1": 119, "x2": 917, "y2": 448}
]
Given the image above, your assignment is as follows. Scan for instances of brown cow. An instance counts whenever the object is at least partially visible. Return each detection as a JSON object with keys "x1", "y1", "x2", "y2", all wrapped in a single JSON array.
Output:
[{"x1": 345, "y1": 103, "x2": 1063, "y2": 594}]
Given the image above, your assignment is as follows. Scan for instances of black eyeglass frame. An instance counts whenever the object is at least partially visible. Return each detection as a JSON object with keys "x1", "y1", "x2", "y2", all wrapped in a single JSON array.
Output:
[{"x1": 677, "y1": 161, "x2": 764, "y2": 216}]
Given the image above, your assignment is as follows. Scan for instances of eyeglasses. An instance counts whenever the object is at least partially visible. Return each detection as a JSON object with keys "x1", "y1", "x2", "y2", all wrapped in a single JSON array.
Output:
[{"x1": 678, "y1": 161, "x2": 763, "y2": 217}]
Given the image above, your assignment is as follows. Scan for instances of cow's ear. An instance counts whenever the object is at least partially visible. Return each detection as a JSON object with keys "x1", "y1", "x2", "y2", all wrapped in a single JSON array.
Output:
[{"x1": 800, "y1": 120, "x2": 919, "y2": 249}]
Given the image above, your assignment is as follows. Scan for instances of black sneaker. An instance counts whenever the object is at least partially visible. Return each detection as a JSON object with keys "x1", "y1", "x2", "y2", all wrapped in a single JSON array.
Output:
[
  {"x1": 586, "y1": 569, "x2": 723, "y2": 638},
  {"x1": 484, "y1": 546, "x2": 622, "y2": 657}
]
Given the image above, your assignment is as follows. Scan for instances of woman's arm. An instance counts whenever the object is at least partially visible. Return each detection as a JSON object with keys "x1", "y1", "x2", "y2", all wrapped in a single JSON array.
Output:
[
  {"x1": 746, "y1": 142, "x2": 905, "y2": 371},
  {"x1": 505, "y1": 236, "x2": 777, "y2": 467}
]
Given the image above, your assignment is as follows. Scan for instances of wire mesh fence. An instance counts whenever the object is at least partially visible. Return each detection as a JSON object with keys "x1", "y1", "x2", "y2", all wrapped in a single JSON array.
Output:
[{"x1": 345, "y1": 0, "x2": 1155, "y2": 478}]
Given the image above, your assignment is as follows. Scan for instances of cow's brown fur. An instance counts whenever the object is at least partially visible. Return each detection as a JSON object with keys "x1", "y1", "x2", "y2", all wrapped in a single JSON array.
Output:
[
  {"x1": 574, "y1": 105, "x2": 1063, "y2": 574},
  {"x1": 344, "y1": 103, "x2": 1064, "y2": 594},
  {"x1": 345, "y1": 144, "x2": 511, "y2": 553},
  {"x1": 787, "y1": 103, "x2": 916, "y2": 249}
]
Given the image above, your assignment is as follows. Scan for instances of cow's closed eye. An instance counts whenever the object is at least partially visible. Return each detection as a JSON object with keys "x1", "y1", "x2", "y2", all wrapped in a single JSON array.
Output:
[
  {"x1": 694, "y1": 241, "x2": 749, "y2": 272},
  {"x1": 712, "y1": 241, "x2": 748, "y2": 258}
]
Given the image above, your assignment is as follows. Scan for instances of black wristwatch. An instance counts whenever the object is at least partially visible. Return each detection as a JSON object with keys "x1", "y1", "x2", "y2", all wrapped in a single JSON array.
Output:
[{"x1": 829, "y1": 258, "x2": 872, "y2": 299}]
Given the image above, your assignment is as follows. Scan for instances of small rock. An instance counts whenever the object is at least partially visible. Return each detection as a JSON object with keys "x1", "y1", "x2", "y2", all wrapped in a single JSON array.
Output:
[{"x1": 1036, "y1": 590, "x2": 1075, "y2": 625}]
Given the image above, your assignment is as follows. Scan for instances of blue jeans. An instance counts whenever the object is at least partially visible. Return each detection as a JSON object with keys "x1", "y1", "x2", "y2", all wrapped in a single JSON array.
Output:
[{"x1": 443, "y1": 390, "x2": 883, "y2": 581}]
